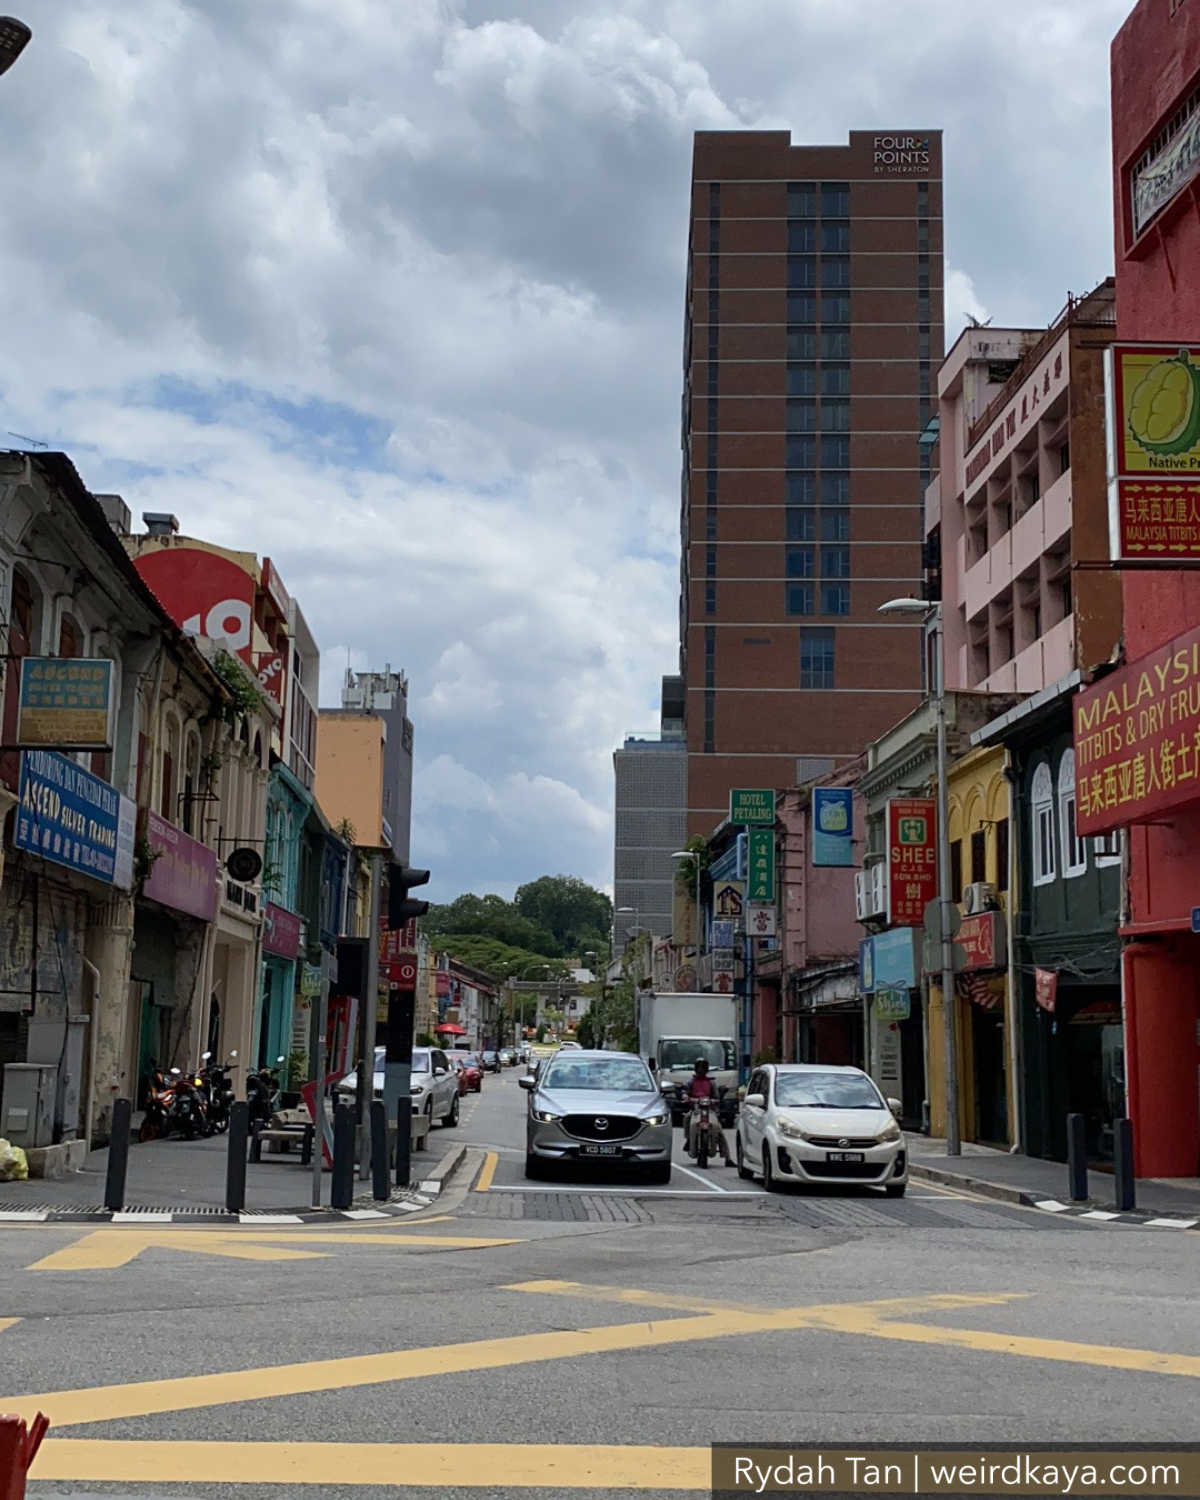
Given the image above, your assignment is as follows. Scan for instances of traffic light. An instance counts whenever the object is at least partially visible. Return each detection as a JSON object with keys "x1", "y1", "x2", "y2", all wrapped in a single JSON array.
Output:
[{"x1": 388, "y1": 864, "x2": 431, "y2": 928}]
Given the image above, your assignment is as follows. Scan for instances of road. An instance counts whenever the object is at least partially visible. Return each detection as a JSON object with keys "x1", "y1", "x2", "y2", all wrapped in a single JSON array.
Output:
[{"x1": 4, "y1": 1062, "x2": 1200, "y2": 1498}]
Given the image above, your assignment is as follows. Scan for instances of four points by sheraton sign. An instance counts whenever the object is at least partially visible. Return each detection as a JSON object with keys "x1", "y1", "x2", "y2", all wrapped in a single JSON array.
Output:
[{"x1": 1073, "y1": 621, "x2": 1200, "y2": 835}]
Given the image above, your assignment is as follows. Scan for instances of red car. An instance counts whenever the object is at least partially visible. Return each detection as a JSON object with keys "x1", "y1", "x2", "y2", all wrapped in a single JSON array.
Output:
[{"x1": 451, "y1": 1052, "x2": 483, "y2": 1092}]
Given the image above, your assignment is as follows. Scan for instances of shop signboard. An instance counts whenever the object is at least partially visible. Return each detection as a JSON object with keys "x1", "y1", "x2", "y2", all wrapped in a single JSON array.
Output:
[
  {"x1": 255, "y1": 649, "x2": 287, "y2": 710},
  {"x1": 1073, "y1": 618, "x2": 1200, "y2": 834},
  {"x1": 712, "y1": 919, "x2": 736, "y2": 949},
  {"x1": 141, "y1": 810, "x2": 218, "y2": 922},
  {"x1": 923, "y1": 910, "x2": 1007, "y2": 975},
  {"x1": 858, "y1": 928, "x2": 918, "y2": 994},
  {"x1": 300, "y1": 963, "x2": 323, "y2": 999},
  {"x1": 712, "y1": 950, "x2": 735, "y2": 974},
  {"x1": 886, "y1": 798, "x2": 938, "y2": 926},
  {"x1": 712, "y1": 880, "x2": 745, "y2": 923},
  {"x1": 15, "y1": 749, "x2": 135, "y2": 890},
  {"x1": 17, "y1": 657, "x2": 114, "y2": 750},
  {"x1": 747, "y1": 828, "x2": 775, "y2": 902},
  {"x1": 1034, "y1": 967, "x2": 1058, "y2": 1013},
  {"x1": 812, "y1": 787, "x2": 854, "y2": 866},
  {"x1": 746, "y1": 903, "x2": 776, "y2": 937},
  {"x1": 132, "y1": 545, "x2": 257, "y2": 669},
  {"x1": 263, "y1": 902, "x2": 303, "y2": 961},
  {"x1": 1106, "y1": 344, "x2": 1200, "y2": 561},
  {"x1": 261, "y1": 557, "x2": 291, "y2": 622},
  {"x1": 874, "y1": 987, "x2": 911, "y2": 1023},
  {"x1": 729, "y1": 788, "x2": 775, "y2": 825}
]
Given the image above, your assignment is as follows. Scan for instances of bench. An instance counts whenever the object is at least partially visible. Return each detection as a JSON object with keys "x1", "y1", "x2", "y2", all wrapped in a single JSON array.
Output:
[{"x1": 250, "y1": 1109, "x2": 315, "y2": 1165}]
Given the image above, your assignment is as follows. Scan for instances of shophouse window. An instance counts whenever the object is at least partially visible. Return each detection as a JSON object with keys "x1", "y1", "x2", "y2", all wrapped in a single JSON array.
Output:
[
  {"x1": 1031, "y1": 761, "x2": 1056, "y2": 884},
  {"x1": 995, "y1": 818, "x2": 1010, "y2": 892},
  {"x1": 949, "y1": 840, "x2": 963, "y2": 903},
  {"x1": 1058, "y1": 749, "x2": 1086, "y2": 876},
  {"x1": 1094, "y1": 831, "x2": 1122, "y2": 866},
  {"x1": 971, "y1": 829, "x2": 987, "y2": 884}
]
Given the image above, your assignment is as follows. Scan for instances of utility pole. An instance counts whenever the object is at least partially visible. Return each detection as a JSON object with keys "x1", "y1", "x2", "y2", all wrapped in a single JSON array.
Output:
[{"x1": 358, "y1": 851, "x2": 383, "y2": 1181}]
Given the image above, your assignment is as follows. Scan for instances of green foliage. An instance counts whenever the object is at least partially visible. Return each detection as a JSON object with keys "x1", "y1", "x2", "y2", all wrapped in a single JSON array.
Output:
[
  {"x1": 429, "y1": 932, "x2": 568, "y2": 984},
  {"x1": 333, "y1": 818, "x2": 357, "y2": 845},
  {"x1": 286, "y1": 1049, "x2": 308, "y2": 1090},
  {"x1": 424, "y1": 892, "x2": 561, "y2": 956},
  {"x1": 752, "y1": 1048, "x2": 778, "y2": 1068},
  {"x1": 209, "y1": 649, "x2": 268, "y2": 725},
  {"x1": 514, "y1": 875, "x2": 612, "y2": 958},
  {"x1": 536, "y1": 1022, "x2": 546, "y2": 1043},
  {"x1": 674, "y1": 834, "x2": 710, "y2": 893},
  {"x1": 415, "y1": 1032, "x2": 435, "y2": 1047},
  {"x1": 591, "y1": 976, "x2": 637, "y2": 1054},
  {"x1": 576, "y1": 1014, "x2": 596, "y2": 1049}
]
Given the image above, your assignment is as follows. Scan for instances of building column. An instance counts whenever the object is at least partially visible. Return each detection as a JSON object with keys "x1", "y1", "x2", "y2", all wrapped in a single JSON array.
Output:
[
  {"x1": 1123, "y1": 940, "x2": 1200, "y2": 1178},
  {"x1": 83, "y1": 892, "x2": 136, "y2": 1147}
]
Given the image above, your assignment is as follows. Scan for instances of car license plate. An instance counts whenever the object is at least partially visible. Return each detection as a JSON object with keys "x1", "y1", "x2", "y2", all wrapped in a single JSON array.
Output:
[
  {"x1": 580, "y1": 1144, "x2": 620, "y2": 1156},
  {"x1": 826, "y1": 1151, "x2": 865, "y2": 1163}
]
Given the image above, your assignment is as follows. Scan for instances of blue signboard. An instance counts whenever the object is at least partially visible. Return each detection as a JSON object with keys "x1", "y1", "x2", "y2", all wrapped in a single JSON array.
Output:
[
  {"x1": 812, "y1": 787, "x2": 854, "y2": 866},
  {"x1": 15, "y1": 750, "x2": 135, "y2": 889},
  {"x1": 858, "y1": 928, "x2": 918, "y2": 993}
]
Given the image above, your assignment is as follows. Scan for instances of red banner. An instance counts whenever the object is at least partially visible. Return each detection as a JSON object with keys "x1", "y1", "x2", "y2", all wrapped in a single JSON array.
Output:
[
  {"x1": 1073, "y1": 621, "x2": 1200, "y2": 834},
  {"x1": 1114, "y1": 478, "x2": 1200, "y2": 559},
  {"x1": 1034, "y1": 968, "x2": 1058, "y2": 1013},
  {"x1": 886, "y1": 798, "x2": 938, "y2": 927}
]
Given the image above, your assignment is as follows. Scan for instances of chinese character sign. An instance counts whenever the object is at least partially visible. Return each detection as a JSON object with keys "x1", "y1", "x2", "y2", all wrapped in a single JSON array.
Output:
[
  {"x1": 1108, "y1": 345, "x2": 1200, "y2": 561},
  {"x1": 747, "y1": 828, "x2": 775, "y2": 902},
  {"x1": 1073, "y1": 621, "x2": 1200, "y2": 834},
  {"x1": 14, "y1": 749, "x2": 134, "y2": 888},
  {"x1": 886, "y1": 798, "x2": 938, "y2": 927},
  {"x1": 17, "y1": 658, "x2": 113, "y2": 749}
]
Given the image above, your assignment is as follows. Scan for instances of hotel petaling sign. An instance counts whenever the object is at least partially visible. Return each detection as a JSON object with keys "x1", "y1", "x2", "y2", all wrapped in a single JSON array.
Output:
[
  {"x1": 872, "y1": 134, "x2": 932, "y2": 174},
  {"x1": 1073, "y1": 620, "x2": 1200, "y2": 835},
  {"x1": 965, "y1": 341, "x2": 1069, "y2": 492}
]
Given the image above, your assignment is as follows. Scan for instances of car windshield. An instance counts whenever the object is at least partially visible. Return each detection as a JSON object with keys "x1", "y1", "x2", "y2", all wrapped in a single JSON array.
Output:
[
  {"x1": 541, "y1": 1056, "x2": 654, "y2": 1092},
  {"x1": 411, "y1": 1051, "x2": 431, "y2": 1074},
  {"x1": 659, "y1": 1039, "x2": 735, "y2": 1071},
  {"x1": 774, "y1": 1073, "x2": 885, "y2": 1110}
]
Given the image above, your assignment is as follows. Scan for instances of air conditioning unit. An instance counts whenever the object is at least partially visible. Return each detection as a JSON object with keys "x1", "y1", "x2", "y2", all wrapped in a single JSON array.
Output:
[
  {"x1": 854, "y1": 865, "x2": 888, "y2": 922},
  {"x1": 964, "y1": 881, "x2": 997, "y2": 915}
]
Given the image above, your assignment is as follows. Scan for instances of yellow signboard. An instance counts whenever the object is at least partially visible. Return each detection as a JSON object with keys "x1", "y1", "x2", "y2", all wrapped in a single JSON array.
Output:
[{"x1": 1110, "y1": 344, "x2": 1200, "y2": 478}]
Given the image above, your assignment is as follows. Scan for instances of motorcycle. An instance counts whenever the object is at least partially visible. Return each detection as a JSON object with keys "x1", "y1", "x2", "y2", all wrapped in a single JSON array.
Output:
[
  {"x1": 246, "y1": 1056, "x2": 285, "y2": 1128},
  {"x1": 166, "y1": 1067, "x2": 209, "y2": 1140},
  {"x1": 686, "y1": 1094, "x2": 724, "y2": 1170},
  {"x1": 198, "y1": 1050, "x2": 237, "y2": 1135},
  {"x1": 139, "y1": 1067, "x2": 176, "y2": 1142}
]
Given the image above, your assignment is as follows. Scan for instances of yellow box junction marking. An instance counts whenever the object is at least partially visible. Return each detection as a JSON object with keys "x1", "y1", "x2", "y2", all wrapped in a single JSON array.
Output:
[
  {"x1": 31, "y1": 1440, "x2": 712, "y2": 1490},
  {"x1": 27, "y1": 1227, "x2": 522, "y2": 1272},
  {"x1": 0, "y1": 1317, "x2": 18, "y2": 1335},
  {"x1": 474, "y1": 1151, "x2": 499, "y2": 1192}
]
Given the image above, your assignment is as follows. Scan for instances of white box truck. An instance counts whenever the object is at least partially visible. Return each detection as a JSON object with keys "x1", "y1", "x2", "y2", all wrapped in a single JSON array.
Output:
[{"x1": 636, "y1": 992, "x2": 739, "y2": 1126}]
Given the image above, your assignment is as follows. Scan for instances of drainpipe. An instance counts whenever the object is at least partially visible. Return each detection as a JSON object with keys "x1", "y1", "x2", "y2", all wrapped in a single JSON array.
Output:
[
  {"x1": 81, "y1": 957, "x2": 101, "y2": 1157},
  {"x1": 1005, "y1": 755, "x2": 1021, "y2": 1154}
]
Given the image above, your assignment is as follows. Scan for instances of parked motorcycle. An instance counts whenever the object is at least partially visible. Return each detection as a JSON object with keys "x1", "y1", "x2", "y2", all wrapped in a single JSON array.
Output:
[
  {"x1": 166, "y1": 1067, "x2": 209, "y2": 1140},
  {"x1": 198, "y1": 1050, "x2": 237, "y2": 1134},
  {"x1": 139, "y1": 1067, "x2": 176, "y2": 1142},
  {"x1": 246, "y1": 1056, "x2": 285, "y2": 1128}
]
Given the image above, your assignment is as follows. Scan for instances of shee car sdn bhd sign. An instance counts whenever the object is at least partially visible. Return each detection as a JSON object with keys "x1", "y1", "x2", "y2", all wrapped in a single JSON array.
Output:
[{"x1": 886, "y1": 798, "x2": 938, "y2": 927}]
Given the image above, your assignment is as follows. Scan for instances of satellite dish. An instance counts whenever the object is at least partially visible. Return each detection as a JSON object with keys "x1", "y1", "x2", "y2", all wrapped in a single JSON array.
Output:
[{"x1": 226, "y1": 847, "x2": 263, "y2": 883}]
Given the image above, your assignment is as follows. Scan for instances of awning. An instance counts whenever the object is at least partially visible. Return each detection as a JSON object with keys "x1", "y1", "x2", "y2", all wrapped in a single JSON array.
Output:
[{"x1": 435, "y1": 1022, "x2": 467, "y2": 1035}]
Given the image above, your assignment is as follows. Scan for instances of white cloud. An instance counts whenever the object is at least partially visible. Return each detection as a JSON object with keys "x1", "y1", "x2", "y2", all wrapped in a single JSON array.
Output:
[{"x1": 2, "y1": 0, "x2": 1125, "y2": 900}]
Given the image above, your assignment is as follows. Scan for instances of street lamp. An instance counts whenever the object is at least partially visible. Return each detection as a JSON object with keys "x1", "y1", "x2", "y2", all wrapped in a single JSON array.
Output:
[
  {"x1": 878, "y1": 596, "x2": 960, "y2": 1156},
  {"x1": 0, "y1": 17, "x2": 30, "y2": 77},
  {"x1": 670, "y1": 851, "x2": 703, "y2": 956}
]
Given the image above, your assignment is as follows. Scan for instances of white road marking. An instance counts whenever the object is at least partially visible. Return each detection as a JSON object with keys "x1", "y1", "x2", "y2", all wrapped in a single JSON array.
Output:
[
  {"x1": 486, "y1": 1185, "x2": 769, "y2": 1199},
  {"x1": 1081, "y1": 1210, "x2": 1121, "y2": 1221},
  {"x1": 672, "y1": 1161, "x2": 730, "y2": 1194},
  {"x1": 1145, "y1": 1217, "x2": 1198, "y2": 1228},
  {"x1": 1034, "y1": 1200, "x2": 1071, "y2": 1212},
  {"x1": 111, "y1": 1211, "x2": 172, "y2": 1223},
  {"x1": 240, "y1": 1214, "x2": 303, "y2": 1224}
]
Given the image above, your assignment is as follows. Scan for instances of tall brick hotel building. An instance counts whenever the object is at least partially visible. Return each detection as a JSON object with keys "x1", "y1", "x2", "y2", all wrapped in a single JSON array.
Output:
[{"x1": 678, "y1": 130, "x2": 945, "y2": 834}]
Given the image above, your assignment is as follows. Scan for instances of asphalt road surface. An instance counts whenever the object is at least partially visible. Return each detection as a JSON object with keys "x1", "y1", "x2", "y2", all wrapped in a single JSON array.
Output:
[{"x1": 5, "y1": 1062, "x2": 1200, "y2": 1499}]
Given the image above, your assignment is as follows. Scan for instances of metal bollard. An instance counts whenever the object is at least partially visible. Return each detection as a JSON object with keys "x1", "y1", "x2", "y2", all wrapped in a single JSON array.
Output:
[
  {"x1": 104, "y1": 1098, "x2": 132, "y2": 1212},
  {"x1": 225, "y1": 1102, "x2": 250, "y2": 1214},
  {"x1": 1066, "y1": 1111, "x2": 1088, "y2": 1202},
  {"x1": 370, "y1": 1100, "x2": 389, "y2": 1201},
  {"x1": 330, "y1": 1103, "x2": 356, "y2": 1210},
  {"x1": 394, "y1": 1099, "x2": 412, "y2": 1191},
  {"x1": 1114, "y1": 1116, "x2": 1136, "y2": 1212}
]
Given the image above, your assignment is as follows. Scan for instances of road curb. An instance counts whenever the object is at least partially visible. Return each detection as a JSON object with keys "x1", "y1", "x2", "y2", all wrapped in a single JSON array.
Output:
[
  {"x1": 908, "y1": 1162, "x2": 1031, "y2": 1207},
  {"x1": 908, "y1": 1162, "x2": 1200, "y2": 1228}
]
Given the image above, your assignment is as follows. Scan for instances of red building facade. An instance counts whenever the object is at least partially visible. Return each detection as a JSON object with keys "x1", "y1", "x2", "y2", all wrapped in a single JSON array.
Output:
[{"x1": 1111, "y1": 0, "x2": 1200, "y2": 1176}]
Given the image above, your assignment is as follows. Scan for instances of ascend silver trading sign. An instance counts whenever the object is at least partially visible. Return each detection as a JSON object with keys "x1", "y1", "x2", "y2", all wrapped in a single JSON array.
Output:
[{"x1": 873, "y1": 134, "x2": 932, "y2": 174}]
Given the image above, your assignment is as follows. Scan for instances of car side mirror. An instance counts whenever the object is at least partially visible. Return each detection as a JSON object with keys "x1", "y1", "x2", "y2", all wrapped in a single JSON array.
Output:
[
  {"x1": 744, "y1": 1092, "x2": 765, "y2": 1109},
  {"x1": 887, "y1": 1098, "x2": 902, "y2": 1116},
  {"x1": 518, "y1": 1075, "x2": 535, "y2": 1090}
]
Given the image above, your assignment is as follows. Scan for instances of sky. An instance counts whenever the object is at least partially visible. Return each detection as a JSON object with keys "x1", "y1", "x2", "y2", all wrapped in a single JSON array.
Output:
[{"x1": 1, "y1": 0, "x2": 1131, "y2": 901}]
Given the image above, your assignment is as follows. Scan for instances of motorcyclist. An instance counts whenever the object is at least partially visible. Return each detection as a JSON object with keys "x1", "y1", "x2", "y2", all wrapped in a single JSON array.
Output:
[{"x1": 683, "y1": 1057, "x2": 733, "y2": 1166}]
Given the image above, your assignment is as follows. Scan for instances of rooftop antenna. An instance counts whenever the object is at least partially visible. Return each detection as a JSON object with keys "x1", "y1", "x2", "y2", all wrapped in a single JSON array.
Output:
[{"x1": 7, "y1": 432, "x2": 48, "y2": 448}]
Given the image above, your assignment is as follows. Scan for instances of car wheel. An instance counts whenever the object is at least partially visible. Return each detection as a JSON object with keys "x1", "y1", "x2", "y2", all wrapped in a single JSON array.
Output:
[
  {"x1": 735, "y1": 1133, "x2": 752, "y2": 1180},
  {"x1": 762, "y1": 1144, "x2": 781, "y2": 1193},
  {"x1": 524, "y1": 1153, "x2": 545, "y2": 1181},
  {"x1": 885, "y1": 1182, "x2": 906, "y2": 1198},
  {"x1": 442, "y1": 1093, "x2": 459, "y2": 1128}
]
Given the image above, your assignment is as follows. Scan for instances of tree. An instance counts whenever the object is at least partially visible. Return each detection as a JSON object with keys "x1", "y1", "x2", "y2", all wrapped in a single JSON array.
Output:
[
  {"x1": 514, "y1": 876, "x2": 613, "y2": 958},
  {"x1": 424, "y1": 892, "x2": 561, "y2": 956},
  {"x1": 428, "y1": 933, "x2": 567, "y2": 984},
  {"x1": 576, "y1": 1014, "x2": 597, "y2": 1049}
]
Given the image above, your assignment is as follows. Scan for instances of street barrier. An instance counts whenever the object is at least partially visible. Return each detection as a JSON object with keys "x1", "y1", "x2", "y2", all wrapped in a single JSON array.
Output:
[
  {"x1": 394, "y1": 1097, "x2": 412, "y2": 1190},
  {"x1": 225, "y1": 1101, "x2": 249, "y2": 1213},
  {"x1": 1114, "y1": 1116, "x2": 1136, "y2": 1211},
  {"x1": 370, "y1": 1100, "x2": 389, "y2": 1201},
  {"x1": 330, "y1": 1103, "x2": 355, "y2": 1210},
  {"x1": 0, "y1": 1411, "x2": 48, "y2": 1500},
  {"x1": 103, "y1": 1098, "x2": 131, "y2": 1212},
  {"x1": 1066, "y1": 1112, "x2": 1088, "y2": 1202}
]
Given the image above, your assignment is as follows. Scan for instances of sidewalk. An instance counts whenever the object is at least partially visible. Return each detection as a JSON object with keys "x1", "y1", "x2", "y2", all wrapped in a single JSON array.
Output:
[
  {"x1": 0, "y1": 1131, "x2": 464, "y2": 1223},
  {"x1": 907, "y1": 1135, "x2": 1200, "y2": 1224}
]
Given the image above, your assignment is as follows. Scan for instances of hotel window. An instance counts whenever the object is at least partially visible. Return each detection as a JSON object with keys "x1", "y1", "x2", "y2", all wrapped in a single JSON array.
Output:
[
  {"x1": 786, "y1": 507, "x2": 817, "y2": 541},
  {"x1": 704, "y1": 582, "x2": 716, "y2": 615},
  {"x1": 787, "y1": 400, "x2": 817, "y2": 432},
  {"x1": 820, "y1": 511, "x2": 849, "y2": 542},
  {"x1": 822, "y1": 292, "x2": 851, "y2": 324},
  {"x1": 787, "y1": 363, "x2": 817, "y2": 396},
  {"x1": 788, "y1": 256, "x2": 817, "y2": 289},
  {"x1": 788, "y1": 182, "x2": 817, "y2": 218},
  {"x1": 786, "y1": 472, "x2": 816, "y2": 505},
  {"x1": 821, "y1": 546, "x2": 850, "y2": 579},
  {"x1": 1058, "y1": 750, "x2": 1086, "y2": 876},
  {"x1": 1031, "y1": 761, "x2": 1056, "y2": 885},
  {"x1": 788, "y1": 221, "x2": 817, "y2": 253},
  {"x1": 821, "y1": 436, "x2": 850, "y2": 469},
  {"x1": 821, "y1": 221, "x2": 851, "y2": 253},
  {"x1": 787, "y1": 437, "x2": 816, "y2": 468},
  {"x1": 819, "y1": 399, "x2": 850, "y2": 432},
  {"x1": 821, "y1": 183, "x2": 850, "y2": 217},
  {"x1": 786, "y1": 584, "x2": 814, "y2": 617},
  {"x1": 786, "y1": 547, "x2": 815, "y2": 578},
  {"x1": 821, "y1": 328, "x2": 850, "y2": 358},
  {"x1": 821, "y1": 364, "x2": 850, "y2": 396},
  {"x1": 820, "y1": 584, "x2": 850, "y2": 615},
  {"x1": 788, "y1": 293, "x2": 816, "y2": 323},
  {"x1": 787, "y1": 326, "x2": 817, "y2": 359},
  {"x1": 800, "y1": 628, "x2": 835, "y2": 689},
  {"x1": 823, "y1": 473, "x2": 850, "y2": 505},
  {"x1": 821, "y1": 256, "x2": 851, "y2": 288}
]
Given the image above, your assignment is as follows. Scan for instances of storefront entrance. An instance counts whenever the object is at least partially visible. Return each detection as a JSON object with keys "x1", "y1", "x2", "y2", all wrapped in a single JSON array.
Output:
[{"x1": 971, "y1": 1004, "x2": 1008, "y2": 1147}]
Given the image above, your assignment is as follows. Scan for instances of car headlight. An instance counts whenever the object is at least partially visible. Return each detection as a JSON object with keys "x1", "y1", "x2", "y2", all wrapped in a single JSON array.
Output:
[
  {"x1": 643, "y1": 1112, "x2": 668, "y2": 1127},
  {"x1": 534, "y1": 1110, "x2": 561, "y2": 1123},
  {"x1": 776, "y1": 1118, "x2": 808, "y2": 1140},
  {"x1": 877, "y1": 1122, "x2": 902, "y2": 1144},
  {"x1": 409, "y1": 1085, "x2": 422, "y2": 1096}
]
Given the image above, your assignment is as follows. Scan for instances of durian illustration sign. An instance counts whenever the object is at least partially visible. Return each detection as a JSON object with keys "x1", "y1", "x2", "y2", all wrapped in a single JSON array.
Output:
[{"x1": 1107, "y1": 344, "x2": 1200, "y2": 560}]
